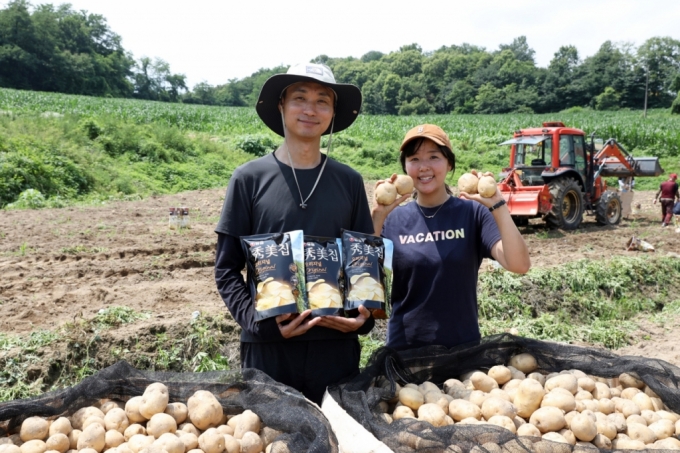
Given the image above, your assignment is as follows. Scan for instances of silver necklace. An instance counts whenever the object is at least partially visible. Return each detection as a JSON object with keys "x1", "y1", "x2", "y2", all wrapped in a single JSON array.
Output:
[
  {"x1": 417, "y1": 197, "x2": 449, "y2": 219},
  {"x1": 286, "y1": 146, "x2": 328, "y2": 209}
]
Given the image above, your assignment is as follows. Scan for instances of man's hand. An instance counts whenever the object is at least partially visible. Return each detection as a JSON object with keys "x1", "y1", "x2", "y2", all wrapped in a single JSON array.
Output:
[
  {"x1": 315, "y1": 305, "x2": 371, "y2": 333},
  {"x1": 653, "y1": 199, "x2": 657, "y2": 204},
  {"x1": 276, "y1": 310, "x2": 320, "y2": 339}
]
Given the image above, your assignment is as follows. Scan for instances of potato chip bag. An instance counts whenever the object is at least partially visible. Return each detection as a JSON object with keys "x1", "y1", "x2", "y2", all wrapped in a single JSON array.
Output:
[
  {"x1": 303, "y1": 236, "x2": 344, "y2": 317},
  {"x1": 341, "y1": 230, "x2": 394, "y2": 319},
  {"x1": 241, "y1": 230, "x2": 307, "y2": 321}
]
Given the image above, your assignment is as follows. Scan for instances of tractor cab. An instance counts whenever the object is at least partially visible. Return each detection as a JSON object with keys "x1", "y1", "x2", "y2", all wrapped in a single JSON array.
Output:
[{"x1": 499, "y1": 122, "x2": 587, "y2": 190}]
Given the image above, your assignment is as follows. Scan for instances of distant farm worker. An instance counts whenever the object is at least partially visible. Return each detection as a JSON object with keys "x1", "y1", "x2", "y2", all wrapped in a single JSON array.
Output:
[
  {"x1": 371, "y1": 124, "x2": 531, "y2": 350},
  {"x1": 618, "y1": 176, "x2": 635, "y2": 219},
  {"x1": 653, "y1": 173, "x2": 679, "y2": 227},
  {"x1": 214, "y1": 63, "x2": 374, "y2": 404}
]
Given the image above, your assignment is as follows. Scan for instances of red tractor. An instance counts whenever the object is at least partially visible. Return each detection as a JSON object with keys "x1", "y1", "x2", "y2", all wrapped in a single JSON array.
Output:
[{"x1": 498, "y1": 122, "x2": 663, "y2": 230}]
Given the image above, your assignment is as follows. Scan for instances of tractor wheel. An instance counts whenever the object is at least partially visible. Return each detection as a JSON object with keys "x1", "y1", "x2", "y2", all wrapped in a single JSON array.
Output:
[
  {"x1": 546, "y1": 177, "x2": 584, "y2": 230},
  {"x1": 596, "y1": 191, "x2": 622, "y2": 225}
]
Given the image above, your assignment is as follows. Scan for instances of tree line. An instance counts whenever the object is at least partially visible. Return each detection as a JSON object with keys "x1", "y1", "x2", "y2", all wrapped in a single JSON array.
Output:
[{"x1": 2, "y1": 1, "x2": 679, "y2": 114}]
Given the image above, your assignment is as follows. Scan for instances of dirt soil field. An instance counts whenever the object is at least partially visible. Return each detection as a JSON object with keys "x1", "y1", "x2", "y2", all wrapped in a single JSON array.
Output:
[{"x1": 1, "y1": 187, "x2": 679, "y2": 369}]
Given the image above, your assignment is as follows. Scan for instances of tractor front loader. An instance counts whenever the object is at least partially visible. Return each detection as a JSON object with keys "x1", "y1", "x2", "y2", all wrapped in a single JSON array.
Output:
[{"x1": 497, "y1": 122, "x2": 663, "y2": 230}]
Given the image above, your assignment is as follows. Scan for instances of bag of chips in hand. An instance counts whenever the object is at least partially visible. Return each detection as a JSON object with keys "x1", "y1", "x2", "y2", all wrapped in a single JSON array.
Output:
[
  {"x1": 304, "y1": 236, "x2": 344, "y2": 317},
  {"x1": 341, "y1": 230, "x2": 394, "y2": 319},
  {"x1": 241, "y1": 230, "x2": 307, "y2": 321}
]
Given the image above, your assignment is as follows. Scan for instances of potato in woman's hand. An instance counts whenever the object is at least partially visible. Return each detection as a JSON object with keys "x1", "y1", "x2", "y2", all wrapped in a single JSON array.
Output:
[
  {"x1": 478, "y1": 175, "x2": 498, "y2": 198},
  {"x1": 375, "y1": 182, "x2": 397, "y2": 205},
  {"x1": 457, "y1": 173, "x2": 479, "y2": 194},
  {"x1": 394, "y1": 175, "x2": 414, "y2": 195}
]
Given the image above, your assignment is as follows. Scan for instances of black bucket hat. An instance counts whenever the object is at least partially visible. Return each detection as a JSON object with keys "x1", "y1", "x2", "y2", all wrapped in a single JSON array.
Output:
[{"x1": 255, "y1": 63, "x2": 362, "y2": 137}]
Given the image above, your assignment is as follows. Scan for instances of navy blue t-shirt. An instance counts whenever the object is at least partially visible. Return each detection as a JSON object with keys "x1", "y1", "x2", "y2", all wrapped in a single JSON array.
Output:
[{"x1": 382, "y1": 197, "x2": 501, "y2": 350}]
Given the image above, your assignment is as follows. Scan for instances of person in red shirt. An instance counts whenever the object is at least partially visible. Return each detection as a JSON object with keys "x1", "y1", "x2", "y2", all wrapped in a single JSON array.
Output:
[{"x1": 653, "y1": 173, "x2": 679, "y2": 227}]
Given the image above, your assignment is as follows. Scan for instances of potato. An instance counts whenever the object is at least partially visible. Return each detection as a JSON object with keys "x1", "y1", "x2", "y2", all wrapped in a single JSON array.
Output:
[
  {"x1": 481, "y1": 397, "x2": 516, "y2": 420},
  {"x1": 619, "y1": 373, "x2": 644, "y2": 389},
  {"x1": 641, "y1": 409, "x2": 661, "y2": 425},
  {"x1": 178, "y1": 423, "x2": 200, "y2": 437},
  {"x1": 215, "y1": 425, "x2": 234, "y2": 436},
  {"x1": 487, "y1": 415, "x2": 516, "y2": 434},
  {"x1": 151, "y1": 433, "x2": 183, "y2": 453},
  {"x1": 72, "y1": 407, "x2": 105, "y2": 431},
  {"x1": 508, "y1": 353, "x2": 537, "y2": 374},
  {"x1": 82, "y1": 417, "x2": 105, "y2": 431},
  {"x1": 595, "y1": 418, "x2": 617, "y2": 440},
  {"x1": 100, "y1": 401, "x2": 124, "y2": 415},
  {"x1": 418, "y1": 381, "x2": 439, "y2": 394},
  {"x1": 232, "y1": 410, "x2": 260, "y2": 439},
  {"x1": 139, "y1": 383, "x2": 169, "y2": 420},
  {"x1": 259, "y1": 427, "x2": 282, "y2": 448},
  {"x1": 468, "y1": 390, "x2": 488, "y2": 408},
  {"x1": 443, "y1": 379, "x2": 465, "y2": 394},
  {"x1": 66, "y1": 430, "x2": 80, "y2": 450},
  {"x1": 570, "y1": 413, "x2": 597, "y2": 442},
  {"x1": 104, "y1": 408, "x2": 130, "y2": 433},
  {"x1": 545, "y1": 374, "x2": 578, "y2": 395},
  {"x1": 457, "y1": 173, "x2": 478, "y2": 194},
  {"x1": 240, "y1": 432, "x2": 263, "y2": 453},
  {"x1": 541, "y1": 432, "x2": 569, "y2": 444},
  {"x1": 123, "y1": 425, "x2": 146, "y2": 442},
  {"x1": 417, "y1": 403, "x2": 447, "y2": 427},
  {"x1": 541, "y1": 388, "x2": 576, "y2": 413},
  {"x1": 574, "y1": 390, "x2": 593, "y2": 401},
  {"x1": 577, "y1": 377, "x2": 596, "y2": 393},
  {"x1": 477, "y1": 176, "x2": 497, "y2": 198},
  {"x1": 0, "y1": 446, "x2": 21, "y2": 453},
  {"x1": 21, "y1": 418, "x2": 50, "y2": 442},
  {"x1": 449, "y1": 399, "x2": 481, "y2": 421},
  {"x1": 606, "y1": 412, "x2": 627, "y2": 432},
  {"x1": 470, "y1": 372, "x2": 499, "y2": 393},
  {"x1": 77, "y1": 424, "x2": 105, "y2": 453},
  {"x1": 393, "y1": 406, "x2": 415, "y2": 420},
  {"x1": 621, "y1": 387, "x2": 642, "y2": 400},
  {"x1": 525, "y1": 372, "x2": 545, "y2": 386},
  {"x1": 176, "y1": 432, "x2": 198, "y2": 451},
  {"x1": 590, "y1": 382, "x2": 611, "y2": 400},
  {"x1": 127, "y1": 435, "x2": 153, "y2": 453},
  {"x1": 394, "y1": 175, "x2": 414, "y2": 195},
  {"x1": 187, "y1": 391, "x2": 223, "y2": 431},
  {"x1": 627, "y1": 423, "x2": 657, "y2": 444},
  {"x1": 198, "y1": 429, "x2": 224, "y2": 453},
  {"x1": 514, "y1": 378, "x2": 545, "y2": 418},
  {"x1": 48, "y1": 419, "x2": 71, "y2": 437},
  {"x1": 611, "y1": 437, "x2": 645, "y2": 450},
  {"x1": 631, "y1": 392, "x2": 654, "y2": 412},
  {"x1": 655, "y1": 437, "x2": 680, "y2": 450},
  {"x1": 222, "y1": 434, "x2": 240, "y2": 453},
  {"x1": 648, "y1": 419, "x2": 675, "y2": 440},
  {"x1": 125, "y1": 397, "x2": 147, "y2": 424},
  {"x1": 657, "y1": 410, "x2": 680, "y2": 423},
  {"x1": 489, "y1": 389, "x2": 511, "y2": 403},
  {"x1": 591, "y1": 433, "x2": 612, "y2": 449},
  {"x1": 516, "y1": 423, "x2": 541, "y2": 437},
  {"x1": 375, "y1": 182, "x2": 397, "y2": 205},
  {"x1": 19, "y1": 440, "x2": 46, "y2": 453},
  {"x1": 621, "y1": 400, "x2": 642, "y2": 418},
  {"x1": 45, "y1": 435, "x2": 69, "y2": 453},
  {"x1": 105, "y1": 430, "x2": 125, "y2": 450},
  {"x1": 530, "y1": 406, "x2": 566, "y2": 433},
  {"x1": 398, "y1": 387, "x2": 424, "y2": 411},
  {"x1": 424, "y1": 392, "x2": 450, "y2": 414},
  {"x1": 146, "y1": 413, "x2": 177, "y2": 438},
  {"x1": 557, "y1": 429, "x2": 576, "y2": 445}
]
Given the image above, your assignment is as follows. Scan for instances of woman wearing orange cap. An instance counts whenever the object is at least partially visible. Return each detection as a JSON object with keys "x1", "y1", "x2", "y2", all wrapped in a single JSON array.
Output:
[{"x1": 371, "y1": 124, "x2": 530, "y2": 350}]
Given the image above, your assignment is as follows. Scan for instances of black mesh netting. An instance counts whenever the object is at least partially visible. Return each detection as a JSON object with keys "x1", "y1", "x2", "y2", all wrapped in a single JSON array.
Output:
[
  {"x1": 328, "y1": 334, "x2": 680, "y2": 453},
  {"x1": 0, "y1": 361, "x2": 337, "y2": 453}
]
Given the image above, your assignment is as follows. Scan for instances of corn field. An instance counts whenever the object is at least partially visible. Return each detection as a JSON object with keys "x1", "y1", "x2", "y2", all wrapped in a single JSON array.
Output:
[{"x1": 1, "y1": 87, "x2": 680, "y2": 156}]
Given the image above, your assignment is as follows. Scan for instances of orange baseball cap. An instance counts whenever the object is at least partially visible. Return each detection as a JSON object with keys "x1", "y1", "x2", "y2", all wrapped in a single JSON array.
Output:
[{"x1": 400, "y1": 124, "x2": 453, "y2": 153}]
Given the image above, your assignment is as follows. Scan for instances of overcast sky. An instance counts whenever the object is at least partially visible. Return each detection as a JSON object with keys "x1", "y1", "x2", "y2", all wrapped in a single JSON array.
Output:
[{"x1": 19, "y1": 0, "x2": 680, "y2": 88}]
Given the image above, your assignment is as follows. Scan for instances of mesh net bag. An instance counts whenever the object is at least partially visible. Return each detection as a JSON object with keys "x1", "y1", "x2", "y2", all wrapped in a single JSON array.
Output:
[
  {"x1": 0, "y1": 361, "x2": 337, "y2": 453},
  {"x1": 328, "y1": 333, "x2": 680, "y2": 452}
]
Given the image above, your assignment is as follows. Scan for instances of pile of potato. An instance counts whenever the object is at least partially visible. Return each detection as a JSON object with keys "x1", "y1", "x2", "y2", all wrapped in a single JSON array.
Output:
[
  {"x1": 0, "y1": 383, "x2": 284, "y2": 453},
  {"x1": 376, "y1": 353, "x2": 680, "y2": 451}
]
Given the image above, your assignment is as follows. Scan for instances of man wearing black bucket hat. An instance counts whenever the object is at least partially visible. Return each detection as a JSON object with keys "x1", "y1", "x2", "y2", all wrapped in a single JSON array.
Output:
[{"x1": 214, "y1": 63, "x2": 375, "y2": 404}]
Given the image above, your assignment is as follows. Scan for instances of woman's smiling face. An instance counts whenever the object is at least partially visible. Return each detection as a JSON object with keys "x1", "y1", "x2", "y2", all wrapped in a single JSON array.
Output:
[{"x1": 404, "y1": 138, "x2": 452, "y2": 197}]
